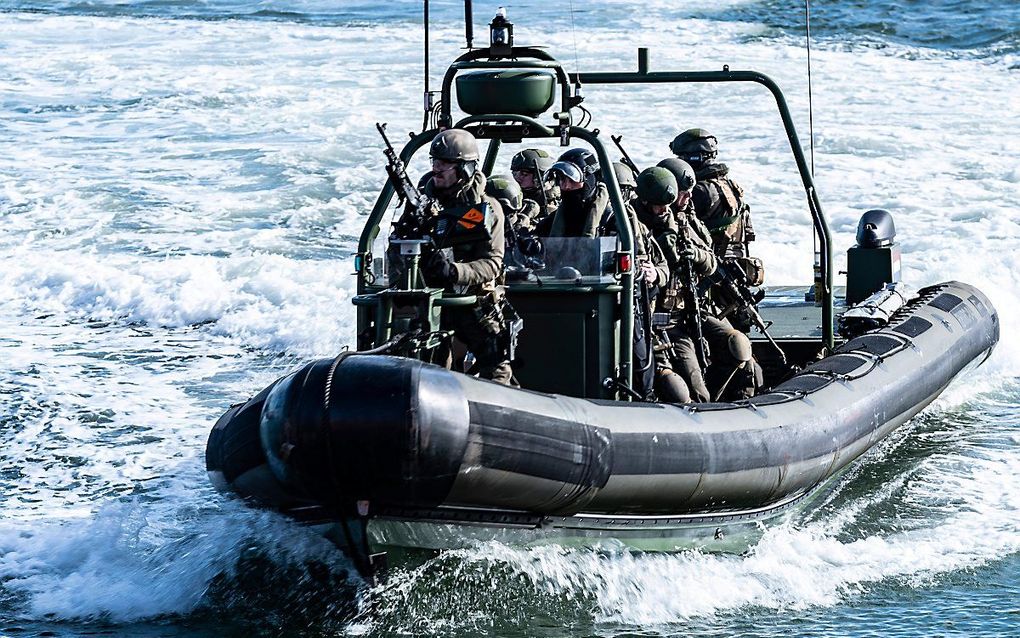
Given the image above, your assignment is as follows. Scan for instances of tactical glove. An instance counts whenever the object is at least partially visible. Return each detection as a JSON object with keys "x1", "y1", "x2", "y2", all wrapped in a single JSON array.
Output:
[
  {"x1": 423, "y1": 249, "x2": 458, "y2": 286},
  {"x1": 519, "y1": 235, "x2": 543, "y2": 257}
]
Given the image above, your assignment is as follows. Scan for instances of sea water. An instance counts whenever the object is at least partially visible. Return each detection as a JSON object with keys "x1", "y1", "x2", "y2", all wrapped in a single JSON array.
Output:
[{"x1": 0, "y1": 1, "x2": 1018, "y2": 636}]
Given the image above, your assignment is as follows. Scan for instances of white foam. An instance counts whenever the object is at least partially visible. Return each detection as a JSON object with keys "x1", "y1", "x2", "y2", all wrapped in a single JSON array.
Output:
[
  {"x1": 0, "y1": 499, "x2": 353, "y2": 621},
  {"x1": 368, "y1": 415, "x2": 1020, "y2": 629},
  {"x1": 0, "y1": 4, "x2": 1017, "y2": 628}
]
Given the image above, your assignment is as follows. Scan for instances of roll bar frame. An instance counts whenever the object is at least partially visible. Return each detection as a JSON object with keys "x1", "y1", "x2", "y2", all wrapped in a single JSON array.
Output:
[{"x1": 355, "y1": 45, "x2": 835, "y2": 398}]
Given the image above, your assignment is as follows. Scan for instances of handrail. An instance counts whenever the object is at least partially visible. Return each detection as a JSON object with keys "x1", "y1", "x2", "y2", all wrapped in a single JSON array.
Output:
[
  {"x1": 570, "y1": 61, "x2": 835, "y2": 350},
  {"x1": 356, "y1": 112, "x2": 637, "y2": 391},
  {"x1": 355, "y1": 47, "x2": 837, "y2": 394}
]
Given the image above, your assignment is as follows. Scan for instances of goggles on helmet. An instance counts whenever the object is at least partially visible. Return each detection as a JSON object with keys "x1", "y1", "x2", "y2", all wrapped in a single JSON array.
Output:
[{"x1": 546, "y1": 161, "x2": 584, "y2": 183}]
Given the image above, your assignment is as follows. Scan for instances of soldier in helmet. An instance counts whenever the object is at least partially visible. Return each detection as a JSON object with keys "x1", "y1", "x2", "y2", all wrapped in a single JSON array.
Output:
[
  {"x1": 669, "y1": 128, "x2": 755, "y2": 260},
  {"x1": 534, "y1": 148, "x2": 608, "y2": 238},
  {"x1": 596, "y1": 162, "x2": 670, "y2": 400},
  {"x1": 657, "y1": 158, "x2": 716, "y2": 251},
  {"x1": 613, "y1": 162, "x2": 638, "y2": 203},
  {"x1": 634, "y1": 166, "x2": 760, "y2": 402},
  {"x1": 390, "y1": 128, "x2": 513, "y2": 384},
  {"x1": 486, "y1": 174, "x2": 544, "y2": 272},
  {"x1": 510, "y1": 148, "x2": 559, "y2": 220},
  {"x1": 486, "y1": 174, "x2": 542, "y2": 233},
  {"x1": 632, "y1": 167, "x2": 714, "y2": 402}
]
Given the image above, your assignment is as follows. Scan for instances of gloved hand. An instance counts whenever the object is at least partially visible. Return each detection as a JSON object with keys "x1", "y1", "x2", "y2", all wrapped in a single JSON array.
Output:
[
  {"x1": 680, "y1": 244, "x2": 699, "y2": 262},
  {"x1": 423, "y1": 249, "x2": 458, "y2": 286},
  {"x1": 640, "y1": 260, "x2": 658, "y2": 285},
  {"x1": 519, "y1": 235, "x2": 542, "y2": 257}
]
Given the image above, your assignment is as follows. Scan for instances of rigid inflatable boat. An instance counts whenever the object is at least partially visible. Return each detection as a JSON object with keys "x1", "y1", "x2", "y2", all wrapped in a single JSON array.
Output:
[{"x1": 205, "y1": 13, "x2": 999, "y2": 575}]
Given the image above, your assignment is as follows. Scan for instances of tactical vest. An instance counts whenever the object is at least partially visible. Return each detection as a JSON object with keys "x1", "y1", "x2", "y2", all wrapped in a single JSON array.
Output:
[
  {"x1": 422, "y1": 172, "x2": 506, "y2": 294},
  {"x1": 692, "y1": 163, "x2": 754, "y2": 259}
]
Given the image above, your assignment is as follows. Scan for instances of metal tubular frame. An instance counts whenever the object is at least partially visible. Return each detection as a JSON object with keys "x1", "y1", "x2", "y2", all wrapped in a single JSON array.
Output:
[
  {"x1": 355, "y1": 45, "x2": 835, "y2": 397},
  {"x1": 570, "y1": 56, "x2": 835, "y2": 350}
]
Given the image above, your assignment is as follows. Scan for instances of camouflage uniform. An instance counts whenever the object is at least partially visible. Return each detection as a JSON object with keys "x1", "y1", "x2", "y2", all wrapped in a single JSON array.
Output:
[
  {"x1": 433, "y1": 172, "x2": 511, "y2": 384},
  {"x1": 633, "y1": 198, "x2": 715, "y2": 402},
  {"x1": 511, "y1": 149, "x2": 560, "y2": 222},
  {"x1": 396, "y1": 171, "x2": 513, "y2": 384}
]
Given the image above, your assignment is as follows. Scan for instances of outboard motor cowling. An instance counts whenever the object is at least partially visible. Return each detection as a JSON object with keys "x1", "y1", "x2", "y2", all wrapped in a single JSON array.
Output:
[{"x1": 846, "y1": 209, "x2": 901, "y2": 305}]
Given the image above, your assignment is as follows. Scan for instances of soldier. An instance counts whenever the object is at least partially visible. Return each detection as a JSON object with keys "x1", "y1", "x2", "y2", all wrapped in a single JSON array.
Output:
[
  {"x1": 634, "y1": 166, "x2": 759, "y2": 402},
  {"x1": 632, "y1": 167, "x2": 714, "y2": 402},
  {"x1": 657, "y1": 158, "x2": 715, "y2": 251},
  {"x1": 486, "y1": 174, "x2": 544, "y2": 273},
  {"x1": 613, "y1": 161, "x2": 638, "y2": 203},
  {"x1": 598, "y1": 164, "x2": 670, "y2": 400},
  {"x1": 486, "y1": 174, "x2": 542, "y2": 233},
  {"x1": 669, "y1": 128, "x2": 755, "y2": 260},
  {"x1": 534, "y1": 148, "x2": 608, "y2": 238},
  {"x1": 392, "y1": 128, "x2": 513, "y2": 384},
  {"x1": 510, "y1": 148, "x2": 559, "y2": 220}
]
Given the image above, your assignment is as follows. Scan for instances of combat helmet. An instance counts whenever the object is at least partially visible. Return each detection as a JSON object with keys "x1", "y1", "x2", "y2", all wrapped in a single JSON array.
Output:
[
  {"x1": 430, "y1": 129, "x2": 480, "y2": 180},
  {"x1": 547, "y1": 148, "x2": 600, "y2": 200},
  {"x1": 668, "y1": 128, "x2": 718, "y2": 167},
  {"x1": 486, "y1": 174, "x2": 524, "y2": 211},
  {"x1": 635, "y1": 167, "x2": 678, "y2": 206},
  {"x1": 511, "y1": 148, "x2": 554, "y2": 176},
  {"x1": 656, "y1": 158, "x2": 697, "y2": 192},
  {"x1": 613, "y1": 162, "x2": 637, "y2": 191}
]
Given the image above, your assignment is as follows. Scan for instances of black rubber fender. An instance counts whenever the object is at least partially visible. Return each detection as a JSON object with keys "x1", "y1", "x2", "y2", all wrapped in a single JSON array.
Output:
[{"x1": 206, "y1": 382, "x2": 276, "y2": 484}]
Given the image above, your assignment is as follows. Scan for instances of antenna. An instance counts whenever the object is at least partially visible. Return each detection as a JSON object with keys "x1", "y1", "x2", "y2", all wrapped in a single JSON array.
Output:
[
  {"x1": 567, "y1": 0, "x2": 584, "y2": 113},
  {"x1": 422, "y1": 0, "x2": 432, "y2": 131},
  {"x1": 464, "y1": 0, "x2": 474, "y2": 49},
  {"x1": 805, "y1": 0, "x2": 821, "y2": 304},
  {"x1": 805, "y1": 0, "x2": 815, "y2": 176}
]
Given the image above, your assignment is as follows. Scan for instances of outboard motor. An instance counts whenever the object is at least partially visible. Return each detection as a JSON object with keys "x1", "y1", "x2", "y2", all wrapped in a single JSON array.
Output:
[{"x1": 846, "y1": 209, "x2": 901, "y2": 305}]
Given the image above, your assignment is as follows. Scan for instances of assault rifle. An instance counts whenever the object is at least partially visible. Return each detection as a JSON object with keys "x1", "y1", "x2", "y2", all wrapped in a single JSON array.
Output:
[
  {"x1": 530, "y1": 157, "x2": 551, "y2": 217},
  {"x1": 676, "y1": 217, "x2": 710, "y2": 371},
  {"x1": 610, "y1": 134, "x2": 640, "y2": 178},
  {"x1": 377, "y1": 122, "x2": 438, "y2": 240},
  {"x1": 632, "y1": 269, "x2": 656, "y2": 400},
  {"x1": 711, "y1": 259, "x2": 787, "y2": 366}
]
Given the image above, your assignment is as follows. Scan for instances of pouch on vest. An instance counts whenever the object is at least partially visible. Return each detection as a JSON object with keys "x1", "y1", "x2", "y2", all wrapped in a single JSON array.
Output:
[
  {"x1": 434, "y1": 203, "x2": 496, "y2": 247},
  {"x1": 731, "y1": 256, "x2": 765, "y2": 286}
]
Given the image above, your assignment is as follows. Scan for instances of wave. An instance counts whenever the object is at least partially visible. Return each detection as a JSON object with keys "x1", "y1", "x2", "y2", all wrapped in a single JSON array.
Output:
[{"x1": 699, "y1": 0, "x2": 1020, "y2": 57}]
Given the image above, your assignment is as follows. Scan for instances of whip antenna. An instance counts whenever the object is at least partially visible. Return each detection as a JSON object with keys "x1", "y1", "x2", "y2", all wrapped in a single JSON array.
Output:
[
  {"x1": 805, "y1": 0, "x2": 815, "y2": 176},
  {"x1": 567, "y1": 0, "x2": 584, "y2": 114},
  {"x1": 422, "y1": 0, "x2": 433, "y2": 131},
  {"x1": 567, "y1": 0, "x2": 581, "y2": 77},
  {"x1": 805, "y1": 0, "x2": 821, "y2": 302},
  {"x1": 464, "y1": 0, "x2": 474, "y2": 49}
]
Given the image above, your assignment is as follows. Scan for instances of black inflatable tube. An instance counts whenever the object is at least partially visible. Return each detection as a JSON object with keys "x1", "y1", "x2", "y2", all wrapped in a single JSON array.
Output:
[{"x1": 211, "y1": 281, "x2": 997, "y2": 520}]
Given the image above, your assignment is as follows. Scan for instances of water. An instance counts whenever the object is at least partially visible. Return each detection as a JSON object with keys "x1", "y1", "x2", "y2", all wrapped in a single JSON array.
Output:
[{"x1": 1, "y1": 0, "x2": 1018, "y2": 636}]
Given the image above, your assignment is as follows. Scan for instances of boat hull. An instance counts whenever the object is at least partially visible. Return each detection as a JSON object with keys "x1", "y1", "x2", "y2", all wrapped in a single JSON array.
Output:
[{"x1": 207, "y1": 281, "x2": 997, "y2": 550}]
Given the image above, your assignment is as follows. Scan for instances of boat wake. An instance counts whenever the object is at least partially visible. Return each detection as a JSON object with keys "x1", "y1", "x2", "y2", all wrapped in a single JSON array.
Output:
[
  {"x1": 359, "y1": 383, "x2": 1020, "y2": 632},
  {"x1": 1, "y1": 377, "x2": 1015, "y2": 632}
]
